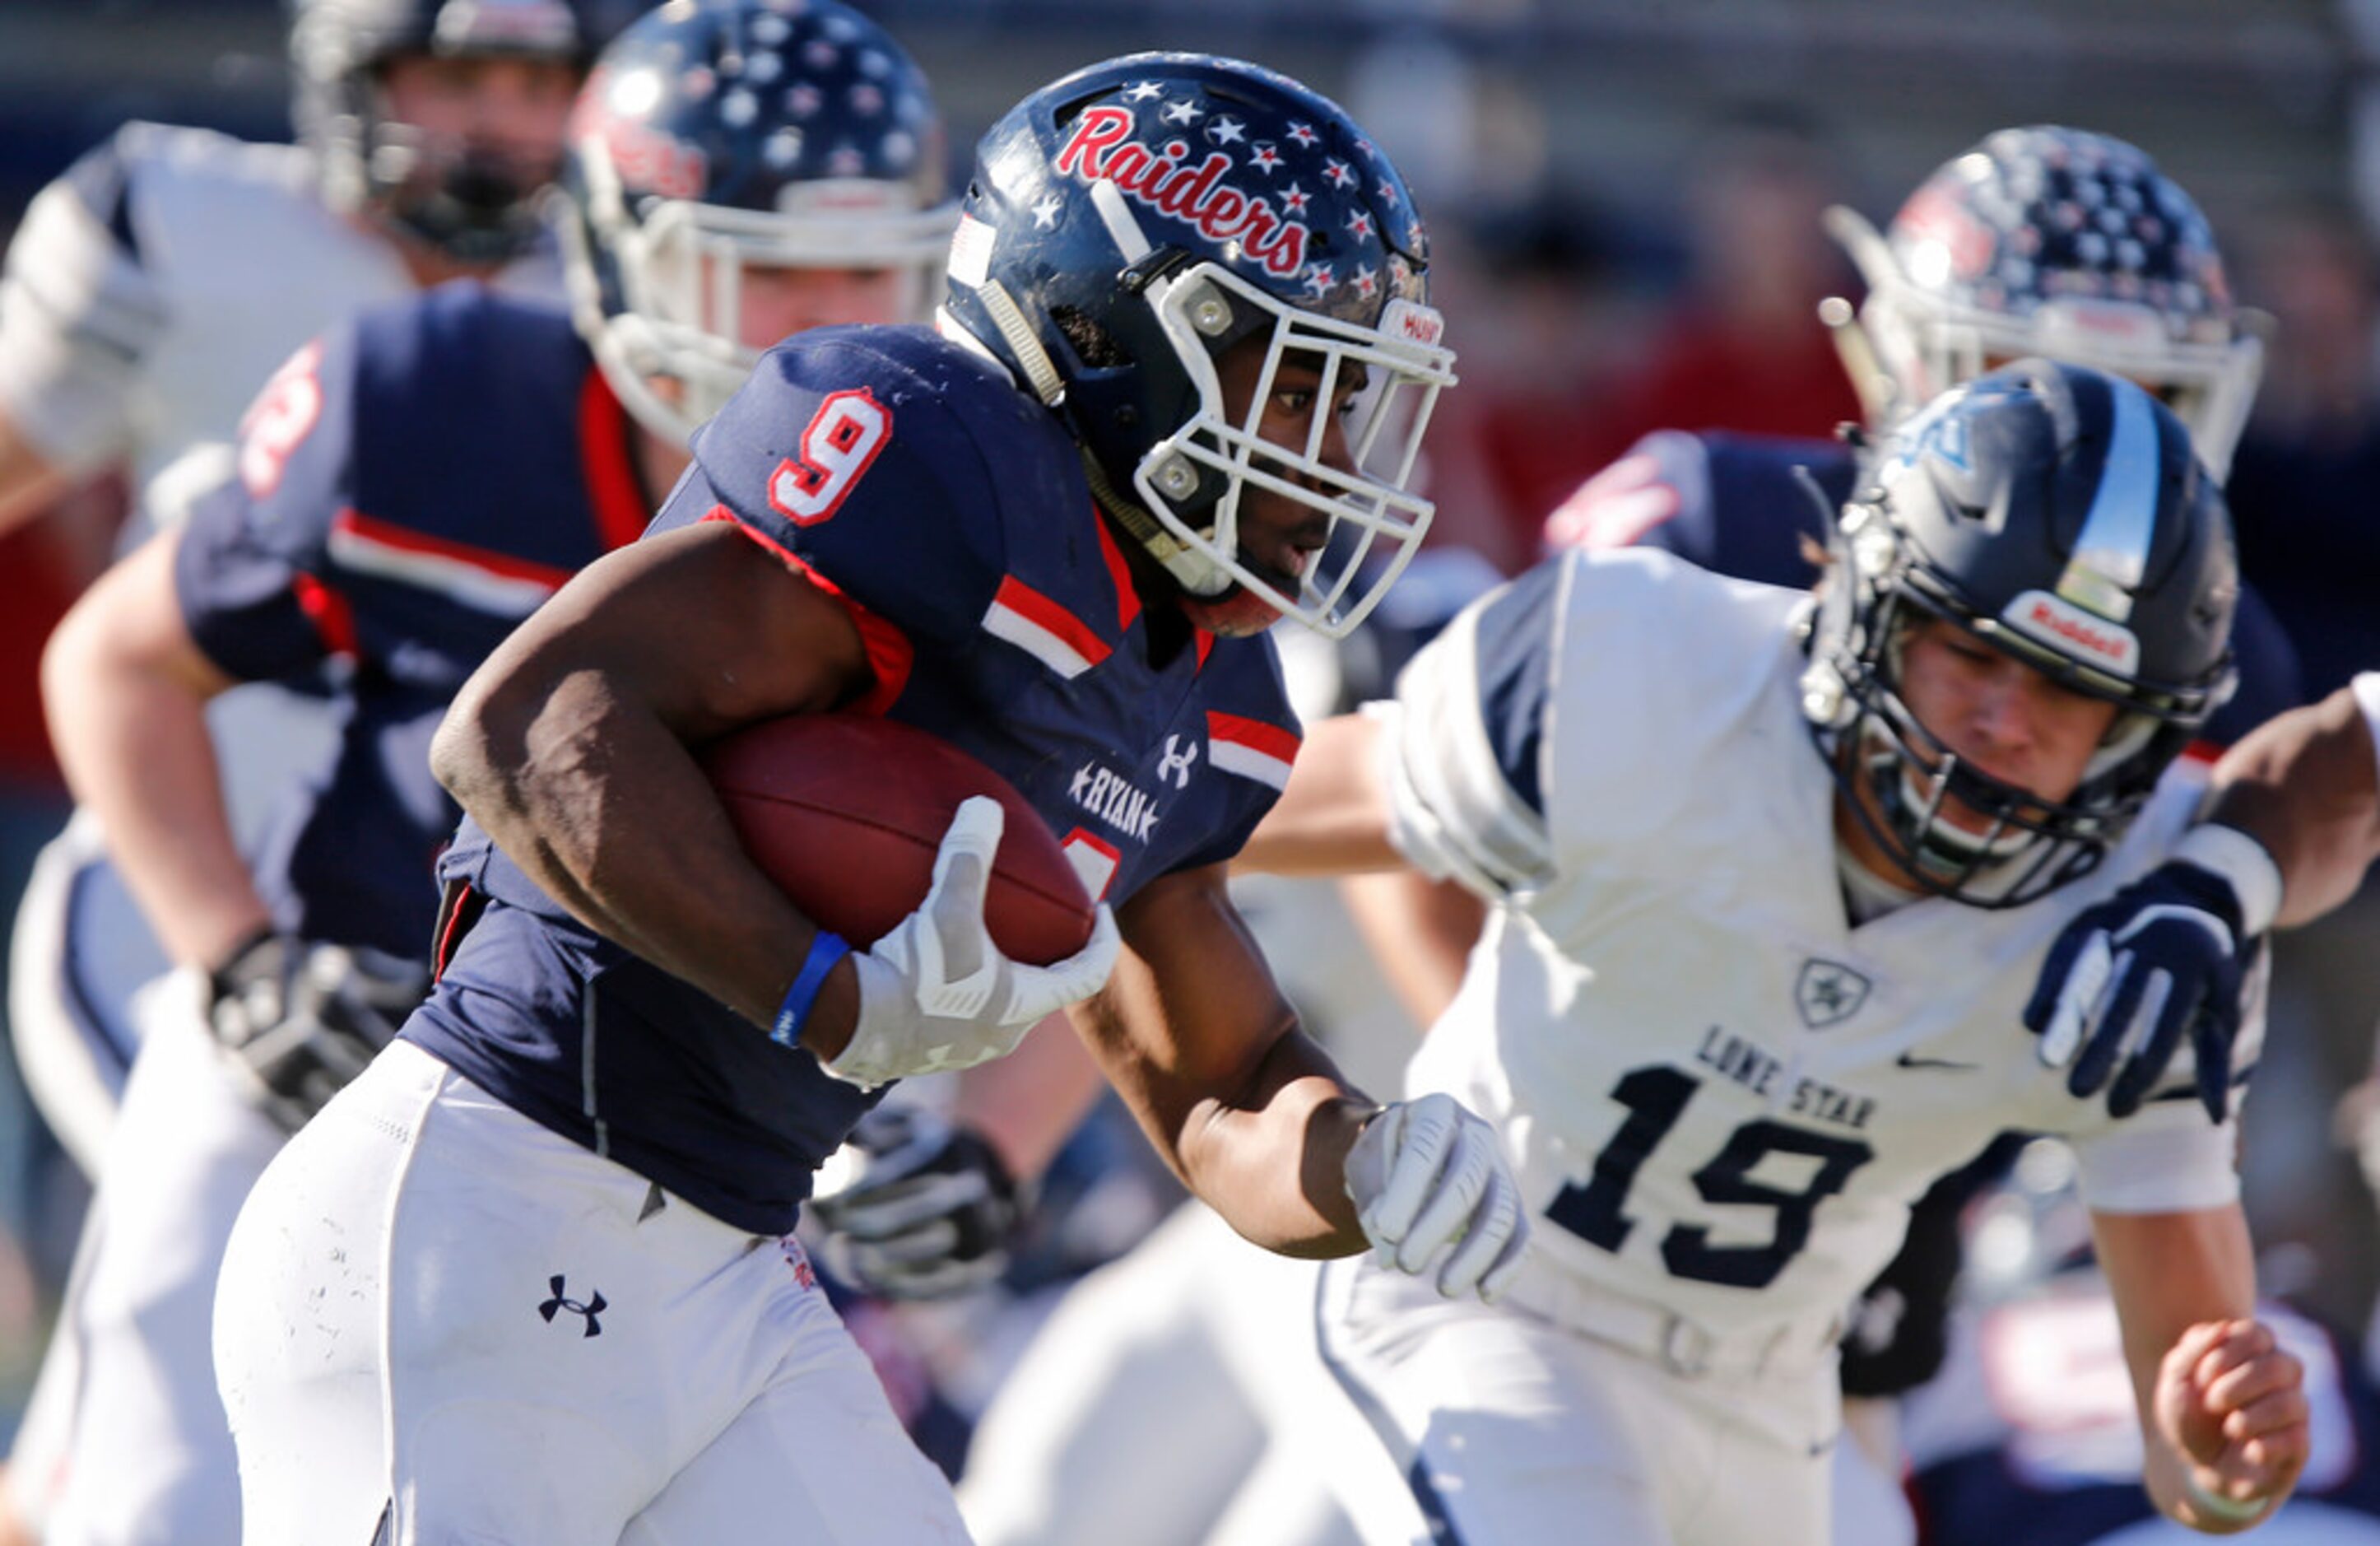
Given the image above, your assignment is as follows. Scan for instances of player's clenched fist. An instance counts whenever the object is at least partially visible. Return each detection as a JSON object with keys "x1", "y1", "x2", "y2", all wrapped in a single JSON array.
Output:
[
  {"x1": 1345, "y1": 1092, "x2": 1529, "y2": 1302},
  {"x1": 2155, "y1": 1317, "x2": 2309, "y2": 1532}
]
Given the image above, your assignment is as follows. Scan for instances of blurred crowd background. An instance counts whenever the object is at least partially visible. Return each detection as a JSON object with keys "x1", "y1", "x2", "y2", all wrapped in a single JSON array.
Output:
[{"x1": 2, "y1": 0, "x2": 2379, "y2": 1440}]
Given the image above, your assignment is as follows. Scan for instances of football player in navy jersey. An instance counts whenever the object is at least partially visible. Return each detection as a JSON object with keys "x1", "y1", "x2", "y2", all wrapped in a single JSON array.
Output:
[
  {"x1": 29, "y1": 5, "x2": 955, "y2": 1543},
  {"x1": 208, "y1": 50, "x2": 1527, "y2": 1543}
]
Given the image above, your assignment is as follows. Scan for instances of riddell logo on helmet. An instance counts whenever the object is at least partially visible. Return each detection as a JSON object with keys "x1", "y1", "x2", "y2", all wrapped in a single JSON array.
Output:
[
  {"x1": 2006, "y1": 589, "x2": 2141, "y2": 673},
  {"x1": 1055, "y1": 105, "x2": 1311, "y2": 279}
]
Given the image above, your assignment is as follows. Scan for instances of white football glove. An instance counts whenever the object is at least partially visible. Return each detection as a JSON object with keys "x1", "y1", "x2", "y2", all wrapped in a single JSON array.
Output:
[
  {"x1": 826, "y1": 796, "x2": 1120, "y2": 1090},
  {"x1": 1344, "y1": 1092, "x2": 1529, "y2": 1302}
]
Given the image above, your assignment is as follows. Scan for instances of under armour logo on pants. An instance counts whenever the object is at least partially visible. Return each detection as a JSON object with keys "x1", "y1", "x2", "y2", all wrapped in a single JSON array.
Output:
[{"x1": 539, "y1": 1274, "x2": 607, "y2": 1337}]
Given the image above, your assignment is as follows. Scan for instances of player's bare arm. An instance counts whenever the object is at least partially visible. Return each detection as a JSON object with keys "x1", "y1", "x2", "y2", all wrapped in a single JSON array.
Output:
[
  {"x1": 1070, "y1": 861, "x2": 1374, "y2": 1256},
  {"x1": 42, "y1": 527, "x2": 263, "y2": 966},
  {"x1": 2203, "y1": 678, "x2": 2380, "y2": 928},
  {"x1": 2093, "y1": 1205, "x2": 2309, "y2": 1530},
  {"x1": 1234, "y1": 710, "x2": 1401, "y2": 874},
  {"x1": 432, "y1": 517, "x2": 873, "y2": 1039}
]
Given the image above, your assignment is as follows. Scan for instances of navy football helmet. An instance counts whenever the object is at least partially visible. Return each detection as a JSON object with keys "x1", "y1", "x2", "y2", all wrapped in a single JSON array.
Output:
[
  {"x1": 1829, "y1": 126, "x2": 2262, "y2": 481},
  {"x1": 561, "y1": 0, "x2": 953, "y2": 443},
  {"x1": 1801, "y1": 360, "x2": 2238, "y2": 906},
  {"x1": 290, "y1": 0, "x2": 602, "y2": 263},
  {"x1": 941, "y1": 53, "x2": 1456, "y2": 639}
]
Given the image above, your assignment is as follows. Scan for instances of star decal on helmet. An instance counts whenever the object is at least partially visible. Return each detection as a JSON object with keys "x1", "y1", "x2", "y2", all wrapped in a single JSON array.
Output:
[
  {"x1": 1351, "y1": 263, "x2": 1378, "y2": 298},
  {"x1": 1123, "y1": 81, "x2": 1164, "y2": 101},
  {"x1": 1323, "y1": 158, "x2": 1354, "y2": 189},
  {"x1": 1346, "y1": 208, "x2": 1373, "y2": 239},
  {"x1": 1030, "y1": 193, "x2": 1062, "y2": 231},
  {"x1": 1281, "y1": 181, "x2": 1310, "y2": 214},
  {"x1": 1304, "y1": 263, "x2": 1335, "y2": 297},
  {"x1": 1286, "y1": 122, "x2": 1318, "y2": 147},
  {"x1": 1375, "y1": 177, "x2": 1398, "y2": 207},
  {"x1": 1160, "y1": 99, "x2": 1204, "y2": 125},
  {"x1": 1208, "y1": 116, "x2": 1246, "y2": 145},
  {"x1": 1249, "y1": 144, "x2": 1283, "y2": 174}
]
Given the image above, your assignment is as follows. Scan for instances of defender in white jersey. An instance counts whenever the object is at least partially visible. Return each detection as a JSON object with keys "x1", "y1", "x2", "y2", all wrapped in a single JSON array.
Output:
[
  {"x1": 0, "y1": 6, "x2": 591, "y2": 1542},
  {"x1": 1250, "y1": 359, "x2": 2311, "y2": 1542}
]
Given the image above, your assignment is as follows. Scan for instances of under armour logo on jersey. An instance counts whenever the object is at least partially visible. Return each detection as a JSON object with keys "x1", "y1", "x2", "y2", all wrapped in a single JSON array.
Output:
[
  {"x1": 538, "y1": 1275, "x2": 607, "y2": 1338},
  {"x1": 1157, "y1": 734, "x2": 1201, "y2": 789},
  {"x1": 1794, "y1": 960, "x2": 1872, "y2": 1030}
]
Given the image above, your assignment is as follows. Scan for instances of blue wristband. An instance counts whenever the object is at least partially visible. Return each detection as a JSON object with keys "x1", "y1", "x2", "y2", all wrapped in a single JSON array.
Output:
[{"x1": 771, "y1": 932, "x2": 851, "y2": 1049}]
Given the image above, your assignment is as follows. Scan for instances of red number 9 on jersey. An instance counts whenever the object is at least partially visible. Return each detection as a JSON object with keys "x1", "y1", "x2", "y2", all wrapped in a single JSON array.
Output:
[{"x1": 768, "y1": 389, "x2": 894, "y2": 526}]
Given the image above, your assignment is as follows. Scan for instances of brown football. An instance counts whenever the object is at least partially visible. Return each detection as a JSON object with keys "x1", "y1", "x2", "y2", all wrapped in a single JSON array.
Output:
[{"x1": 701, "y1": 713, "x2": 1096, "y2": 964}]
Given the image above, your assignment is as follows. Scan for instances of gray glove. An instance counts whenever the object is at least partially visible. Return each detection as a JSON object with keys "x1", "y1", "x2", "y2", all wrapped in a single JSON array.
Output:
[
  {"x1": 809, "y1": 1105, "x2": 1026, "y2": 1300},
  {"x1": 207, "y1": 933, "x2": 428, "y2": 1132},
  {"x1": 1345, "y1": 1092, "x2": 1530, "y2": 1302}
]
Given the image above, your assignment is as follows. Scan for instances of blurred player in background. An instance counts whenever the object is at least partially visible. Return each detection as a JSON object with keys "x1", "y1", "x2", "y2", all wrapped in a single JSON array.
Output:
[
  {"x1": 1249, "y1": 361, "x2": 2310, "y2": 1542},
  {"x1": 0, "y1": 0, "x2": 598, "y2": 1188},
  {"x1": 210, "y1": 52, "x2": 1526, "y2": 1544},
  {"x1": 0, "y1": 4, "x2": 599, "y2": 1541},
  {"x1": 7, "y1": 2, "x2": 960, "y2": 1540}
]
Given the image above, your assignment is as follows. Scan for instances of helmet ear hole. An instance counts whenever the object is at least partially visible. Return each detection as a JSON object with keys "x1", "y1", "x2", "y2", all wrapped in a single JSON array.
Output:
[{"x1": 1052, "y1": 306, "x2": 1133, "y2": 369}]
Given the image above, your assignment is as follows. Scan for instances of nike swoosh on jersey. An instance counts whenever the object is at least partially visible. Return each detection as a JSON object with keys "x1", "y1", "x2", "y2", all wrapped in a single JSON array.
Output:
[{"x1": 1894, "y1": 1051, "x2": 1978, "y2": 1073}]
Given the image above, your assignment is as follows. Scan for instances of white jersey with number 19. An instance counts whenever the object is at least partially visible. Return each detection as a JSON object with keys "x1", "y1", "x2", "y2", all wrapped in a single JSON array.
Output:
[{"x1": 1375, "y1": 545, "x2": 2253, "y2": 1353}]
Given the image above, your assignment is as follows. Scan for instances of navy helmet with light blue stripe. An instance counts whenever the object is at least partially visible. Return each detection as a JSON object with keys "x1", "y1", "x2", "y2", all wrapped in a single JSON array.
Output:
[{"x1": 1801, "y1": 358, "x2": 2238, "y2": 906}]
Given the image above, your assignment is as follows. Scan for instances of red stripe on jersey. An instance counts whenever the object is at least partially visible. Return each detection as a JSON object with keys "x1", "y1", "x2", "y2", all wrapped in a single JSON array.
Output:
[
  {"x1": 578, "y1": 369, "x2": 648, "y2": 553},
  {"x1": 701, "y1": 507, "x2": 913, "y2": 714},
  {"x1": 332, "y1": 509, "x2": 576, "y2": 589},
  {"x1": 1092, "y1": 510, "x2": 1141, "y2": 636},
  {"x1": 992, "y1": 576, "x2": 1111, "y2": 670},
  {"x1": 291, "y1": 571, "x2": 356, "y2": 658},
  {"x1": 1206, "y1": 710, "x2": 1299, "y2": 762},
  {"x1": 1194, "y1": 628, "x2": 1215, "y2": 670},
  {"x1": 2178, "y1": 740, "x2": 2222, "y2": 766}
]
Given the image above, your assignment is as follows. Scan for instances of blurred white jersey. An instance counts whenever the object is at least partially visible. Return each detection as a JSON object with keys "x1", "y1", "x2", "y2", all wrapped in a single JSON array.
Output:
[
  {"x1": 1378, "y1": 547, "x2": 2255, "y2": 1357},
  {"x1": 0, "y1": 120, "x2": 557, "y2": 519}
]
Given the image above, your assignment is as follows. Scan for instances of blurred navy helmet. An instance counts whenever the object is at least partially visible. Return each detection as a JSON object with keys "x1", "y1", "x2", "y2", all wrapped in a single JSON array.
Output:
[
  {"x1": 289, "y1": 0, "x2": 602, "y2": 263},
  {"x1": 940, "y1": 53, "x2": 1456, "y2": 639},
  {"x1": 561, "y1": 0, "x2": 952, "y2": 442},
  {"x1": 1829, "y1": 126, "x2": 2261, "y2": 481},
  {"x1": 1801, "y1": 359, "x2": 2238, "y2": 906}
]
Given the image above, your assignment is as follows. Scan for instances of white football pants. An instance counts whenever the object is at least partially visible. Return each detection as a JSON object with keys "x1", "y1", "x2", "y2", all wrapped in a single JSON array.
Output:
[
  {"x1": 1313, "y1": 1256, "x2": 1840, "y2": 1546},
  {"x1": 214, "y1": 1039, "x2": 971, "y2": 1545},
  {"x1": 11, "y1": 973, "x2": 274, "y2": 1546}
]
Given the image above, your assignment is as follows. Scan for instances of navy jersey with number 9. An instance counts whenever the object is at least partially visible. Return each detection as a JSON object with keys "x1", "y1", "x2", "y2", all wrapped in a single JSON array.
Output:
[{"x1": 410, "y1": 323, "x2": 1304, "y2": 1236}]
